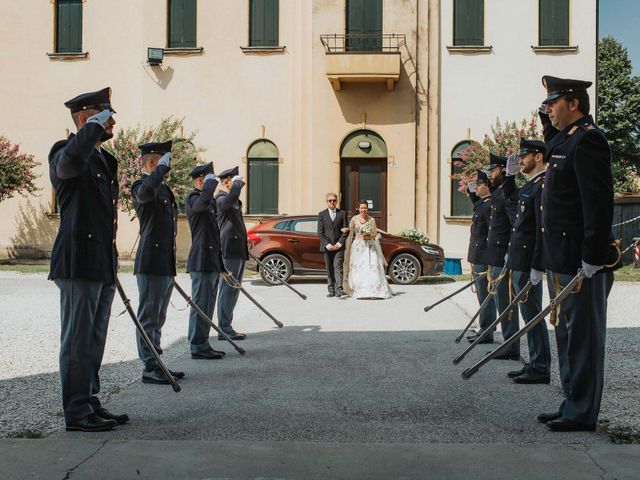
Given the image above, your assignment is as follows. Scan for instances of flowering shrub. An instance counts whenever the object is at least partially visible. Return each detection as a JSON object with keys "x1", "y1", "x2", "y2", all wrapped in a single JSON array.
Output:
[
  {"x1": 451, "y1": 113, "x2": 543, "y2": 192},
  {"x1": 0, "y1": 136, "x2": 39, "y2": 203},
  {"x1": 397, "y1": 227, "x2": 430, "y2": 245},
  {"x1": 103, "y1": 117, "x2": 205, "y2": 214}
]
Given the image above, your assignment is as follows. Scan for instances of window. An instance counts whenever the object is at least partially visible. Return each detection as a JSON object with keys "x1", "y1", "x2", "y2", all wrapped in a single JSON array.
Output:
[
  {"x1": 453, "y1": 0, "x2": 484, "y2": 46},
  {"x1": 168, "y1": 0, "x2": 197, "y2": 48},
  {"x1": 247, "y1": 140, "x2": 279, "y2": 215},
  {"x1": 250, "y1": 0, "x2": 279, "y2": 47},
  {"x1": 274, "y1": 220, "x2": 290, "y2": 231},
  {"x1": 290, "y1": 219, "x2": 318, "y2": 234},
  {"x1": 56, "y1": 0, "x2": 82, "y2": 53},
  {"x1": 346, "y1": 0, "x2": 383, "y2": 51},
  {"x1": 539, "y1": 0, "x2": 569, "y2": 46},
  {"x1": 450, "y1": 142, "x2": 474, "y2": 217}
]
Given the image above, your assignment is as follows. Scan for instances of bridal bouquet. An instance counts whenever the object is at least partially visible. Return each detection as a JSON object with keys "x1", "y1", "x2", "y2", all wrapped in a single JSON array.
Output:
[{"x1": 360, "y1": 222, "x2": 375, "y2": 240}]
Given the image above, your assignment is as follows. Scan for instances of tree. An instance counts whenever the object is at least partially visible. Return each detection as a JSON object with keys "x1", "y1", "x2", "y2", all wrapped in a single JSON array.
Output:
[
  {"x1": 598, "y1": 36, "x2": 640, "y2": 193},
  {"x1": 450, "y1": 114, "x2": 542, "y2": 191},
  {"x1": 103, "y1": 117, "x2": 206, "y2": 215},
  {"x1": 0, "y1": 136, "x2": 39, "y2": 203}
]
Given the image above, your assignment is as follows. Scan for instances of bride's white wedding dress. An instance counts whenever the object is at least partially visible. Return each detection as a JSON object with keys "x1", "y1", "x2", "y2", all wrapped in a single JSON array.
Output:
[{"x1": 346, "y1": 220, "x2": 393, "y2": 299}]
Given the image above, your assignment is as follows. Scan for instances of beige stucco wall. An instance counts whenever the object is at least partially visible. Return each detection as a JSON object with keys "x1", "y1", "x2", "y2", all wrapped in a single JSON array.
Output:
[
  {"x1": 0, "y1": 0, "x2": 422, "y2": 259},
  {"x1": 438, "y1": 0, "x2": 597, "y2": 262}
]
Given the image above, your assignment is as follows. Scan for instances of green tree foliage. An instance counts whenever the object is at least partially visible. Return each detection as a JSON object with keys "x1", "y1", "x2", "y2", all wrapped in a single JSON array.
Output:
[
  {"x1": 103, "y1": 117, "x2": 206, "y2": 214},
  {"x1": 0, "y1": 136, "x2": 39, "y2": 203},
  {"x1": 450, "y1": 114, "x2": 542, "y2": 192},
  {"x1": 598, "y1": 36, "x2": 640, "y2": 193}
]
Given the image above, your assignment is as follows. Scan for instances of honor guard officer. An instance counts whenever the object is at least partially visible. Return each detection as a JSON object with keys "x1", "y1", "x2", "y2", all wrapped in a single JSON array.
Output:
[
  {"x1": 215, "y1": 166, "x2": 248, "y2": 341},
  {"x1": 466, "y1": 170, "x2": 496, "y2": 344},
  {"x1": 537, "y1": 76, "x2": 616, "y2": 432},
  {"x1": 131, "y1": 141, "x2": 184, "y2": 384},
  {"x1": 185, "y1": 163, "x2": 227, "y2": 359},
  {"x1": 49, "y1": 87, "x2": 128, "y2": 431},
  {"x1": 501, "y1": 139, "x2": 551, "y2": 384}
]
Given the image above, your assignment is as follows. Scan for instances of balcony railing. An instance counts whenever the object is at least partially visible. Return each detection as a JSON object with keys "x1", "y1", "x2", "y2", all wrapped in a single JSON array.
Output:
[{"x1": 320, "y1": 33, "x2": 406, "y2": 54}]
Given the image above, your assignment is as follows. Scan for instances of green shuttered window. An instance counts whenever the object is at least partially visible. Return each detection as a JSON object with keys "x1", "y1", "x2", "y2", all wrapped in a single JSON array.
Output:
[
  {"x1": 453, "y1": 0, "x2": 484, "y2": 46},
  {"x1": 56, "y1": 0, "x2": 82, "y2": 53},
  {"x1": 248, "y1": 159, "x2": 279, "y2": 215},
  {"x1": 250, "y1": 0, "x2": 279, "y2": 47},
  {"x1": 539, "y1": 0, "x2": 569, "y2": 46},
  {"x1": 169, "y1": 0, "x2": 197, "y2": 48},
  {"x1": 346, "y1": 0, "x2": 382, "y2": 51},
  {"x1": 451, "y1": 142, "x2": 474, "y2": 217}
]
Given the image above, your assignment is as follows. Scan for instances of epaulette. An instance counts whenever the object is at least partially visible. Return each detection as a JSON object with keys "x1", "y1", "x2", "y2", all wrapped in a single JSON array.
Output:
[
  {"x1": 567, "y1": 126, "x2": 579, "y2": 136},
  {"x1": 534, "y1": 176, "x2": 543, "y2": 183},
  {"x1": 581, "y1": 123, "x2": 596, "y2": 131}
]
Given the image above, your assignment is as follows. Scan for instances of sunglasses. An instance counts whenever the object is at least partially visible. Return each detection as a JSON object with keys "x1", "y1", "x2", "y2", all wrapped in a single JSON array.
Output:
[{"x1": 327, "y1": 199, "x2": 337, "y2": 202}]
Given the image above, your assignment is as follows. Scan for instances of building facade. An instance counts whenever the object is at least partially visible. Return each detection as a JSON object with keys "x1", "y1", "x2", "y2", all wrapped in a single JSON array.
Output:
[{"x1": 0, "y1": 0, "x2": 597, "y2": 264}]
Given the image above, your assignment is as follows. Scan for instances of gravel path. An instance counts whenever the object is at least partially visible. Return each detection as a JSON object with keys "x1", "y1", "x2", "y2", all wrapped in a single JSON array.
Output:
[{"x1": 0, "y1": 272, "x2": 638, "y2": 443}]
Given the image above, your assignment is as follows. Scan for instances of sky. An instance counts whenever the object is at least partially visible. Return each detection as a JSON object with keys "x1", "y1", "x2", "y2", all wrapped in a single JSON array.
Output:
[{"x1": 599, "y1": 0, "x2": 640, "y2": 76}]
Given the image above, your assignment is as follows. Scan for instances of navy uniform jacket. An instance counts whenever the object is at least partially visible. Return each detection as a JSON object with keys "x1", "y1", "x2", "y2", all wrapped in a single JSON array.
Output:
[
  {"x1": 485, "y1": 180, "x2": 517, "y2": 267},
  {"x1": 48, "y1": 123, "x2": 119, "y2": 283},
  {"x1": 540, "y1": 113, "x2": 614, "y2": 274},
  {"x1": 502, "y1": 172, "x2": 545, "y2": 272},
  {"x1": 131, "y1": 164, "x2": 177, "y2": 276},
  {"x1": 317, "y1": 208, "x2": 349, "y2": 252},
  {"x1": 185, "y1": 178, "x2": 225, "y2": 273},
  {"x1": 467, "y1": 194, "x2": 492, "y2": 265},
  {"x1": 215, "y1": 180, "x2": 249, "y2": 260}
]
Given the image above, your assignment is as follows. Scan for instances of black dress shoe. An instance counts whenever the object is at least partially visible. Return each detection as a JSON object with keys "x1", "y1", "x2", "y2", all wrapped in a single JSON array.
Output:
[
  {"x1": 191, "y1": 348, "x2": 225, "y2": 360},
  {"x1": 507, "y1": 366, "x2": 529, "y2": 378},
  {"x1": 169, "y1": 369, "x2": 185, "y2": 379},
  {"x1": 66, "y1": 414, "x2": 117, "y2": 432},
  {"x1": 218, "y1": 331, "x2": 247, "y2": 341},
  {"x1": 326, "y1": 292, "x2": 336, "y2": 298},
  {"x1": 547, "y1": 417, "x2": 596, "y2": 432},
  {"x1": 95, "y1": 407, "x2": 129, "y2": 425},
  {"x1": 513, "y1": 371, "x2": 550, "y2": 384},
  {"x1": 142, "y1": 367, "x2": 176, "y2": 385},
  {"x1": 537, "y1": 411, "x2": 562, "y2": 423},
  {"x1": 491, "y1": 351, "x2": 520, "y2": 360}
]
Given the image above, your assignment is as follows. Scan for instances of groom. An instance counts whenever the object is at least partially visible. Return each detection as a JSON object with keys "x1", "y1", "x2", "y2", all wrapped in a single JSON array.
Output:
[{"x1": 317, "y1": 193, "x2": 349, "y2": 298}]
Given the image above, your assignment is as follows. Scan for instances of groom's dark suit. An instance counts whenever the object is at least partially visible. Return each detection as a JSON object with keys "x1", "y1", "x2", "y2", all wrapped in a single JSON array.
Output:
[{"x1": 317, "y1": 208, "x2": 348, "y2": 296}]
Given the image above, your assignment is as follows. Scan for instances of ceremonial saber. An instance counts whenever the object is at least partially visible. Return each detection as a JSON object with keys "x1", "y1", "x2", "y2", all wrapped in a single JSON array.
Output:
[
  {"x1": 454, "y1": 264, "x2": 508, "y2": 344},
  {"x1": 424, "y1": 272, "x2": 487, "y2": 312},
  {"x1": 115, "y1": 277, "x2": 181, "y2": 393},
  {"x1": 172, "y1": 281, "x2": 246, "y2": 355},
  {"x1": 453, "y1": 281, "x2": 533, "y2": 365},
  {"x1": 250, "y1": 253, "x2": 307, "y2": 300},
  {"x1": 222, "y1": 272, "x2": 284, "y2": 328},
  {"x1": 461, "y1": 270, "x2": 585, "y2": 380}
]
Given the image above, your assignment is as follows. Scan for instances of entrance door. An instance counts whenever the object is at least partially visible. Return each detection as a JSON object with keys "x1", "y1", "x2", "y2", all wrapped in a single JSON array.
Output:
[
  {"x1": 346, "y1": 0, "x2": 382, "y2": 51},
  {"x1": 340, "y1": 158, "x2": 388, "y2": 231}
]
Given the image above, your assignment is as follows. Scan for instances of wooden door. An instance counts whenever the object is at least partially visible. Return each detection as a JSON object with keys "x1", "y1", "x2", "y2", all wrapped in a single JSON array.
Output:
[{"x1": 340, "y1": 158, "x2": 388, "y2": 231}]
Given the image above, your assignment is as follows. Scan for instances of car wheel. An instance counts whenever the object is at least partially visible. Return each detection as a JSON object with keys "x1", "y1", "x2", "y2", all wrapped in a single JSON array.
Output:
[
  {"x1": 259, "y1": 254, "x2": 293, "y2": 285},
  {"x1": 389, "y1": 253, "x2": 421, "y2": 285}
]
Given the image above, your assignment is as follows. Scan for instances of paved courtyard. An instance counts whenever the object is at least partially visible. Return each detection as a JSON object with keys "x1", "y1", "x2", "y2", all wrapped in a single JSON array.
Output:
[{"x1": 0, "y1": 271, "x2": 639, "y2": 478}]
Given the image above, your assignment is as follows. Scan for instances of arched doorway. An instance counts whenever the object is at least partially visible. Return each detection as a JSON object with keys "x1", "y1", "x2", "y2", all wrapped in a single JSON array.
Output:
[{"x1": 340, "y1": 130, "x2": 388, "y2": 230}]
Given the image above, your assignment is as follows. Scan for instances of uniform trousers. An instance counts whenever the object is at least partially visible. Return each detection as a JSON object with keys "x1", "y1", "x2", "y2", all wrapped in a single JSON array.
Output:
[
  {"x1": 472, "y1": 264, "x2": 496, "y2": 336},
  {"x1": 54, "y1": 279, "x2": 115, "y2": 423},
  {"x1": 512, "y1": 270, "x2": 550, "y2": 375},
  {"x1": 136, "y1": 274, "x2": 174, "y2": 369},
  {"x1": 490, "y1": 265, "x2": 520, "y2": 356},
  {"x1": 188, "y1": 271, "x2": 220, "y2": 353},
  {"x1": 547, "y1": 270, "x2": 614, "y2": 424},
  {"x1": 217, "y1": 257, "x2": 245, "y2": 332}
]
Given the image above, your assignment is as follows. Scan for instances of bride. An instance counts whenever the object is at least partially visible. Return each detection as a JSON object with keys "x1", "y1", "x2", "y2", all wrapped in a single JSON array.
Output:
[{"x1": 342, "y1": 200, "x2": 393, "y2": 299}]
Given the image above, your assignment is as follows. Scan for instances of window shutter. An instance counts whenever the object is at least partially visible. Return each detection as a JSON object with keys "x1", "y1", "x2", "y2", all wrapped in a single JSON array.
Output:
[
  {"x1": 251, "y1": 0, "x2": 278, "y2": 47},
  {"x1": 57, "y1": 0, "x2": 82, "y2": 53},
  {"x1": 454, "y1": 0, "x2": 484, "y2": 46},
  {"x1": 249, "y1": 159, "x2": 279, "y2": 215},
  {"x1": 264, "y1": 0, "x2": 279, "y2": 47},
  {"x1": 540, "y1": 0, "x2": 569, "y2": 46},
  {"x1": 169, "y1": 0, "x2": 196, "y2": 48},
  {"x1": 346, "y1": 0, "x2": 382, "y2": 51}
]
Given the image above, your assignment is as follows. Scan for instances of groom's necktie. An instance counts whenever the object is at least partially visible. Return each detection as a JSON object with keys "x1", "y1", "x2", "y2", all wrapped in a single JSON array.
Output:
[{"x1": 330, "y1": 210, "x2": 335, "y2": 222}]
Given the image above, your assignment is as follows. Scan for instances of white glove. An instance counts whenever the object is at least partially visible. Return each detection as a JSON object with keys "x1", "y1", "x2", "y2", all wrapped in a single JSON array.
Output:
[
  {"x1": 232, "y1": 175, "x2": 245, "y2": 183},
  {"x1": 505, "y1": 153, "x2": 519, "y2": 176},
  {"x1": 204, "y1": 173, "x2": 217, "y2": 182},
  {"x1": 467, "y1": 182, "x2": 477, "y2": 193},
  {"x1": 539, "y1": 103, "x2": 549, "y2": 115},
  {"x1": 582, "y1": 261, "x2": 603, "y2": 279},
  {"x1": 504, "y1": 253, "x2": 509, "y2": 264},
  {"x1": 158, "y1": 152, "x2": 172, "y2": 168},
  {"x1": 86, "y1": 109, "x2": 113, "y2": 126},
  {"x1": 530, "y1": 269, "x2": 544, "y2": 285}
]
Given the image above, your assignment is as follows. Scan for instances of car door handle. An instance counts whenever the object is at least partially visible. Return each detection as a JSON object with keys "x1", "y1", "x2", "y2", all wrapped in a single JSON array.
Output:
[{"x1": 287, "y1": 238, "x2": 300, "y2": 243}]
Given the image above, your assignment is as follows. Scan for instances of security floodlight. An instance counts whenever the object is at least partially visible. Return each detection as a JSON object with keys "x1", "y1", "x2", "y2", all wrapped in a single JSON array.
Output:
[{"x1": 147, "y1": 48, "x2": 164, "y2": 66}]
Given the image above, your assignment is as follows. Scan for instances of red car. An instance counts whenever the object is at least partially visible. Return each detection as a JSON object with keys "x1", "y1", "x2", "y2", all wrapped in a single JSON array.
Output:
[{"x1": 247, "y1": 215, "x2": 444, "y2": 285}]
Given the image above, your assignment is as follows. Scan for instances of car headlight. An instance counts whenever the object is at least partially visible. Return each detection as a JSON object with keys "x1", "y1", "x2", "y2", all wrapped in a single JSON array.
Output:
[{"x1": 421, "y1": 246, "x2": 441, "y2": 256}]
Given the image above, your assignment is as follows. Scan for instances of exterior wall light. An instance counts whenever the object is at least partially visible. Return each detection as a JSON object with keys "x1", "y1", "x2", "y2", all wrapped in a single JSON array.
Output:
[
  {"x1": 147, "y1": 48, "x2": 164, "y2": 66},
  {"x1": 358, "y1": 141, "x2": 371, "y2": 150}
]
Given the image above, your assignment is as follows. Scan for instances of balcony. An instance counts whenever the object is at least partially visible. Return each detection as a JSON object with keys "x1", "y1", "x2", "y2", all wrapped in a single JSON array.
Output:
[{"x1": 320, "y1": 34, "x2": 404, "y2": 91}]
